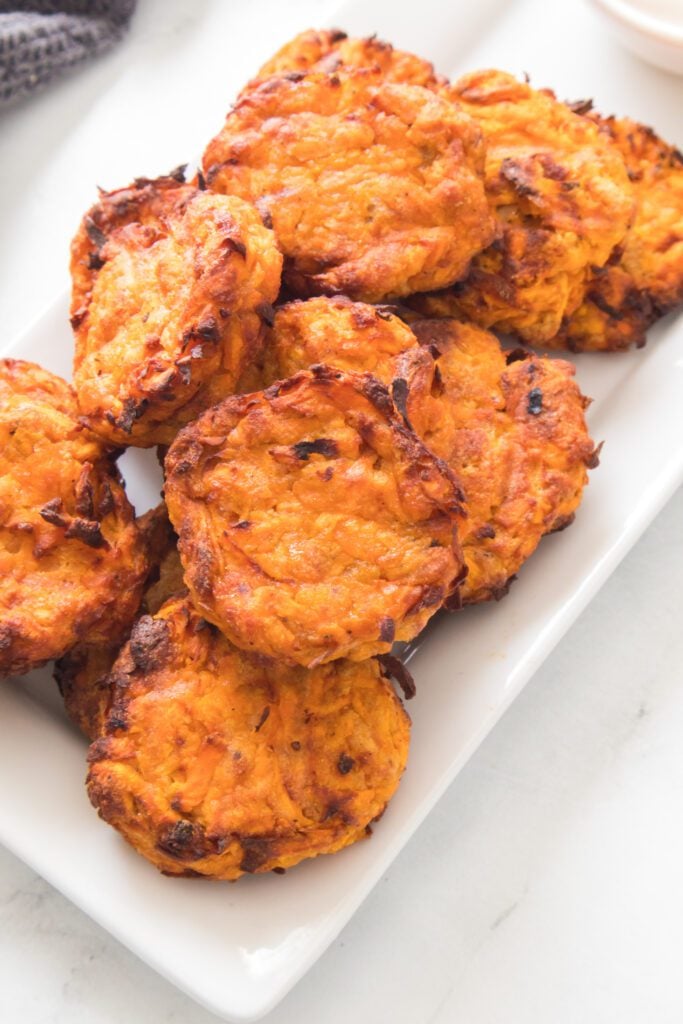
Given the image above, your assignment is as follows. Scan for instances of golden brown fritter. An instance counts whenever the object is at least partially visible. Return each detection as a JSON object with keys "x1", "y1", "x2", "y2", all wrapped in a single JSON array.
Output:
[
  {"x1": 71, "y1": 171, "x2": 282, "y2": 448},
  {"x1": 411, "y1": 70, "x2": 634, "y2": 344},
  {"x1": 261, "y1": 295, "x2": 418, "y2": 385},
  {"x1": 0, "y1": 359, "x2": 149, "y2": 678},
  {"x1": 254, "y1": 28, "x2": 442, "y2": 88},
  {"x1": 203, "y1": 69, "x2": 495, "y2": 303},
  {"x1": 165, "y1": 366, "x2": 466, "y2": 667},
  {"x1": 54, "y1": 504, "x2": 184, "y2": 739},
  {"x1": 87, "y1": 596, "x2": 410, "y2": 879},
  {"x1": 395, "y1": 319, "x2": 598, "y2": 602},
  {"x1": 553, "y1": 113, "x2": 683, "y2": 350}
]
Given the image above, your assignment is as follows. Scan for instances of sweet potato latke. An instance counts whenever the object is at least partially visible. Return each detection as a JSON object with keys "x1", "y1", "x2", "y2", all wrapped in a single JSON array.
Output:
[
  {"x1": 0, "y1": 359, "x2": 149, "y2": 677},
  {"x1": 87, "y1": 596, "x2": 410, "y2": 879},
  {"x1": 55, "y1": 503, "x2": 184, "y2": 739},
  {"x1": 262, "y1": 295, "x2": 418, "y2": 384},
  {"x1": 203, "y1": 68, "x2": 495, "y2": 302},
  {"x1": 396, "y1": 319, "x2": 598, "y2": 602},
  {"x1": 411, "y1": 70, "x2": 634, "y2": 344},
  {"x1": 253, "y1": 28, "x2": 442, "y2": 88},
  {"x1": 255, "y1": 297, "x2": 596, "y2": 603},
  {"x1": 165, "y1": 366, "x2": 466, "y2": 667},
  {"x1": 555, "y1": 113, "x2": 683, "y2": 351},
  {"x1": 71, "y1": 171, "x2": 282, "y2": 447}
]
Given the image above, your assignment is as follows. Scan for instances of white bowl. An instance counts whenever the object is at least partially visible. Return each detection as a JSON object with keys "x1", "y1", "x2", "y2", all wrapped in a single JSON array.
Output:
[{"x1": 589, "y1": 0, "x2": 683, "y2": 74}]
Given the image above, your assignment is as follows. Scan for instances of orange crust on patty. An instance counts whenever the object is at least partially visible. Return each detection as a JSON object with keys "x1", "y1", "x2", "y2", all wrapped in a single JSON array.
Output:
[
  {"x1": 396, "y1": 319, "x2": 598, "y2": 602},
  {"x1": 0, "y1": 359, "x2": 149, "y2": 677},
  {"x1": 71, "y1": 172, "x2": 282, "y2": 447},
  {"x1": 203, "y1": 68, "x2": 495, "y2": 303},
  {"x1": 164, "y1": 365, "x2": 466, "y2": 666},
  {"x1": 87, "y1": 595, "x2": 410, "y2": 880},
  {"x1": 411, "y1": 70, "x2": 634, "y2": 344}
]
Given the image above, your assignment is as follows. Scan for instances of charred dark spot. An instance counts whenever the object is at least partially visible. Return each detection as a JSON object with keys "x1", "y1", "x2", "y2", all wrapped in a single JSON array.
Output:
[
  {"x1": 310, "y1": 363, "x2": 341, "y2": 382},
  {"x1": 538, "y1": 154, "x2": 568, "y2": 181},
  {"x1": 443, "y1": 561, "x2": 469, "y2": 610},
  {"x1": 505, "y1": 347, "x2": 529, "y2": 365},
  {"x1": 290, "y1": 741, "x2": 301, "y2": 751},
  {"x1": 233, "y1": 520, "x2": 251, "y2": 530},
  {"x1": 157, "y1": 819, "x2": 207, "y2": 861},
  {"x1": 272, "y1": 866, "x2": 286, "y2": 875},
  {"x1": 254, "y1": 706, "x2": 270, "y2": 732},
  {"x1": 256, "y1": 301, "x2": 275, "y2": 326},
  {"x1": 431, "y1": 363, "x2": 445, "y2": 398},
  {"x1": 443, "y1": 588, "x2": 462, "y2": 611},
  {"x1": 74, "y1": 466, "x2": 95, "y2": 519},
  {"x1": 39, "y1": 497, "x2": 68, "y2": 528},
  {"x1": 225, "y1": 236, "x2": 248, "y2": 259},
  {"x1": 195, "y1": 317, "x2": 220, "y2": 342},
  {"x1": 168, "y1": 163, "x2": 187, "y2": 183},
  {"x1": 239, "y1": 837, "x2": 272, "y2": 873},
  {"x1": 377, "y1": 653, "x2": 416, "y2": 700},
  {"x1": 476, "y1": 523, "x2": 496, "y2": 540},
  {"x1": 527, "y1": 388, "x2": 543, "y2": 415},
  {"x1": 360, "y1": 375, "x2": 393, "y2": 417},
  {"x1": 85, "y1": 217, "x2": 107, "y2": 249},
  {"x1": 256, "y1": 200, "x2": 273, "y2": 229},
  {"x1": 568, "y1": 97, "x2": 593, "y2": 115},
  {"x1": 129, "y1": 615, "x2": 171, "y2": 672},
  {"x1": 329, "y1": 73, "x2": 341, "y2": 87},
  {"x1": 407, "y1": 585, "x2": 444, "y2": 616},
  {"x1": 379, "y1": 617, "x2": 395, "y2": 643},
  {"x1": 70, "y1": 306, "x2": 87, "y2": 330},
  {"x1": 337, "y1": 753, "x2": 355, "y2": 775},
  {"x1": 500, "y1": 158, "x2": 537, "y2": 198},
  {"x1": 107, "y1": 710, "x2": 128, "y2": 732},
  {"x1": 65, "y1": 517, "x2": 109, "y2": 549},
  {"x1": 87, "y1": 251, "x2": 105, "y2": 271},
  {"x1": 283, "y1": 70, "x2": 306, "y2": 82},
  {"x1": 196, "y1": 170, "x2": 207, "y2": 191},
  {"x1": 391, "y1": 377, "x2": 411, "y2": 427},
  {"x1": 291, "y1": 438, "x2": 339, "y2": 461},
  {"x1": 116, "y1": 397, "x2": 148, "y2": 434},
  {"x1": 586, "y1": 441, "x2": 603, "y2": 469}
]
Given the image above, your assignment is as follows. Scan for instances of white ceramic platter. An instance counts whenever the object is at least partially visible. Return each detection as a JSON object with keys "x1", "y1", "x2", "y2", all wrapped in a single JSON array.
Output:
[{"x1": 1, "y1": 0, "x2": 682, "y2": 1019}]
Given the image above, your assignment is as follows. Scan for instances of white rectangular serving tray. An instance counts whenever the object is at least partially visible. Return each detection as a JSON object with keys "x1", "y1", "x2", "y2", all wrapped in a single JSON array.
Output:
[{"x1": 1, "y1": 0, "x2": 682, "y2": 1019}]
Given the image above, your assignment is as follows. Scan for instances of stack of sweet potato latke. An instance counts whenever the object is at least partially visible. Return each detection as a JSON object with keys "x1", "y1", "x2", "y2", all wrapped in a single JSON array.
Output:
[{"x1": 1, "y1": 30, "x2": 681, "y2": 880}]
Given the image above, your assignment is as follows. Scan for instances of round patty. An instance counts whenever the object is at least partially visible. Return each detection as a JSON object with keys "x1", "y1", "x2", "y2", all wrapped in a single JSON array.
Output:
[
  {"x1": 0, "y1": 359, "x2": 149, "y2": 677},
  {"x1": 87, "y1": 596, "x2": 410, "y2": 880},
  {"x1": 164, "y1": 365, "x2": 466, "y2": 666},
  {"x1": 396, "y1": 319, "x2": 599, "y2": 602},
  {"x1": 411, "y1": 70, "x2": 634, "y2": 344},
  {"x1": 203, "y1": 68, "x2": 494, "y2": 303},
  {"x1": 71, "y1": 171, "x2": 282, "y2": 447}
]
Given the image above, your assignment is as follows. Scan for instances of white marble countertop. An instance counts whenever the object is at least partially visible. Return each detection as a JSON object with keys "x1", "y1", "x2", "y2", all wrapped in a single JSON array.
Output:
[{"x1": 2, "y1": 1, "x2": 683, "y2": 1021}]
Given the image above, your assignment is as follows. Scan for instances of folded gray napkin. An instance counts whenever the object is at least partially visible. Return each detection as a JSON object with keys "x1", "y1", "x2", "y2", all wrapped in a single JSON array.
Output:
[{"x1": 0, "y1": 0, "x2": 137, "y2": 108}]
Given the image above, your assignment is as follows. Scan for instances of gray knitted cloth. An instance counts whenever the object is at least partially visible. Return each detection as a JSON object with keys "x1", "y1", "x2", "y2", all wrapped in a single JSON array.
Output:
[{"x1": 0, "y1": 1, "x2": 137, "y2": 108}]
